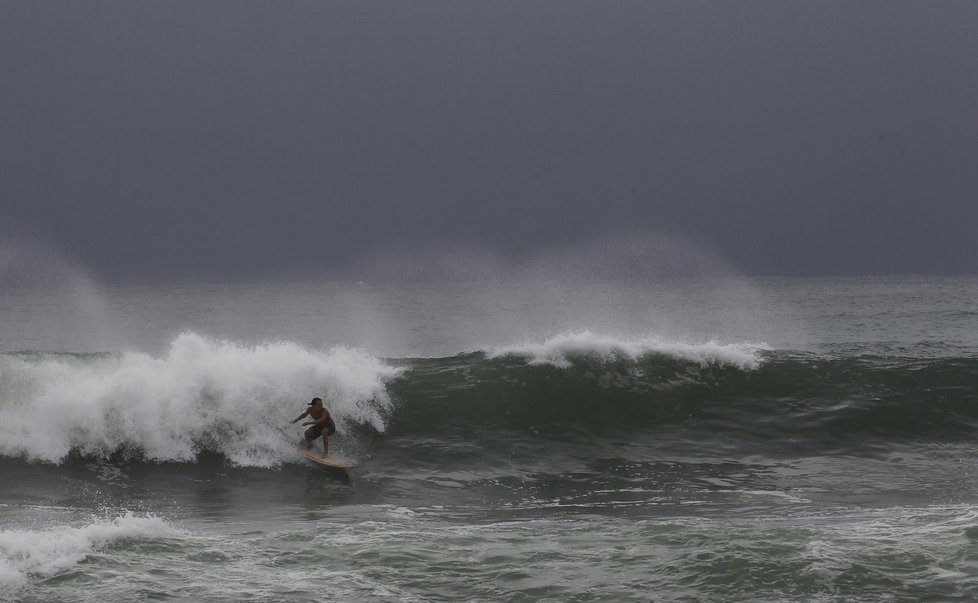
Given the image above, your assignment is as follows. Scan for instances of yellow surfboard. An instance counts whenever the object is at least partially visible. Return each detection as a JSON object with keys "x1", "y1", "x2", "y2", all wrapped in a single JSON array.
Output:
[{"x1": 298, "y1": 447, "x2": 355, "y2": 469}]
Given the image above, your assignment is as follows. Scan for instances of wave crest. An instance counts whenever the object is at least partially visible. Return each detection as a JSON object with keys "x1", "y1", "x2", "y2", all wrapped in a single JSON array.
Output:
[{"x1": 487, "y1": 331, "x2": 768, "y2": 370}]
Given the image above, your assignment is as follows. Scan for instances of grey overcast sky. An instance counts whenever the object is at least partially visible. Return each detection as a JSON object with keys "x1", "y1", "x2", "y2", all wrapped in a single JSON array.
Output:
[{"x1": 1, "y1": 1, "x2": 976, "y2": 281}]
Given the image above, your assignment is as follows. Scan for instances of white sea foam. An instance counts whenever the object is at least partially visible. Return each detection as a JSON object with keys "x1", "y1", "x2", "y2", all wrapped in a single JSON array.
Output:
[
  {"x1": 0, "y1": 513, "x2": 178, "y2": 590},
  {"x1": 0, "y1": 332, "x2": 401, "y2": 465},
  {"x1": 487, "y1": 330, "x2": 768, "y2": 370}
]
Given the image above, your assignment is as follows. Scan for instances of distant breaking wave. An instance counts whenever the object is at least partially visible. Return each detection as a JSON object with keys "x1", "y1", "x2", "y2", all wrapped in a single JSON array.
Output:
[{"x1": 487, "y1": 330, "x2": 768, "y2": 369}]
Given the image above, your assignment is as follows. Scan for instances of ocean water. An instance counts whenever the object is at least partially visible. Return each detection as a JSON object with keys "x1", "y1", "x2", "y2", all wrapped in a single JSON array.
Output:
[{"x1": 2, "y1": 274, "x2": 978, "y2": 601}]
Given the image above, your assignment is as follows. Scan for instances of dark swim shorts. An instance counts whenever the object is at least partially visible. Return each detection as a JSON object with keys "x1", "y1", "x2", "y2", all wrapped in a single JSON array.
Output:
[{"x1": 311, "y1": 424, "x2": 336, "y2": 437}]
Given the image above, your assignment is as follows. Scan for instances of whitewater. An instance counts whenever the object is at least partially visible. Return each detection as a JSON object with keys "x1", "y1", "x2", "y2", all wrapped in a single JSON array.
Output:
[{"x1": 0, "y1": 333, "x2": 398, "y2": 465}]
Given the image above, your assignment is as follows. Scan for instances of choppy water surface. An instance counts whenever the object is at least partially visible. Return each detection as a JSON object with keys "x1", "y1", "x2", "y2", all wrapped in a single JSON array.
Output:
[{"x1": 2, "y1": 276, "x2": 978, "y2": 601}]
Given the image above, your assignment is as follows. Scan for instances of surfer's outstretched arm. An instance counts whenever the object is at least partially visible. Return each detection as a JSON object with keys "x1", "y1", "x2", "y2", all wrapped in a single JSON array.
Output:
[{"x1": 290, "y1": 411, "x2": 308, "y2": 424}]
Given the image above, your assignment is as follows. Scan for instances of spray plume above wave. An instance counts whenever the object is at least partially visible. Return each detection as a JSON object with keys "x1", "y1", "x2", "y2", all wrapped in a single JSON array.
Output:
[
  {"x1": 1, "y1": 232, "x2": 805, "y2": 359},
  {"x1": 345, "y1": 233, "x2": 803, "y2": 356},
  {"x1": 0, "y1": 235, "x2": 117, "y2": 352},
  {"x1": 355, "y1": 232, "x2": 739, "y2": 283}
]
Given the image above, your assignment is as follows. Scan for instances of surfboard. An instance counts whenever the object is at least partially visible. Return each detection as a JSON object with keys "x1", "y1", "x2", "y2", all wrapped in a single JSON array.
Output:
[{"x1": 298, "y1": 447, "x2": 355, "y2": 469}]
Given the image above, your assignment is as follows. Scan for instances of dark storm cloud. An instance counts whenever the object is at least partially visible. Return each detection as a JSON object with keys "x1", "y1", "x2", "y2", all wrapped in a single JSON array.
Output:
[{"x1": 2, "y1": 1, "x2": 976, "y2": 280}]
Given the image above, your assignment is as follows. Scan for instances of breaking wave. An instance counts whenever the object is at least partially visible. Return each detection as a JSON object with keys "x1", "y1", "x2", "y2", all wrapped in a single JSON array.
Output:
[
  {"x1": 0, "y1": 332, "x2": 400, "y2": 466},
  {"x1": 3, "y1": 330, "x2": 977, "y2": 466}
]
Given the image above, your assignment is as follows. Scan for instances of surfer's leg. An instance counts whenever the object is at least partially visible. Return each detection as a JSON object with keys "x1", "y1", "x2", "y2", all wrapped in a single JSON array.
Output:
[
  {"x1": 303, "y1": 427, "x2": 317, "y2": 449},
  {"x1": 322, "y1": 425, "x2": 335, "y2": 457}
]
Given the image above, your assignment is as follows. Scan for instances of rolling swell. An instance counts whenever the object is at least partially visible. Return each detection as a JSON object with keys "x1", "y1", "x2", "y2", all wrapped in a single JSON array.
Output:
[{"x1": 387, "y1": 351, "x2": 978, "y2": 451}]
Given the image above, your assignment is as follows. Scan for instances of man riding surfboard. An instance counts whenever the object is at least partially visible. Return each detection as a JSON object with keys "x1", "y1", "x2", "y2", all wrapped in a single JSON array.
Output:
[{"x1": 291, "y1": 397, "x2": 336, "y2": 457}]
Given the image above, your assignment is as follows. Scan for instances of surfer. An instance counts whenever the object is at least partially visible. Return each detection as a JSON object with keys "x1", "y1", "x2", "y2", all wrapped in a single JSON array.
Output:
[{"x1": 290, "y1": 397, "x2": 336, "y2": 457}]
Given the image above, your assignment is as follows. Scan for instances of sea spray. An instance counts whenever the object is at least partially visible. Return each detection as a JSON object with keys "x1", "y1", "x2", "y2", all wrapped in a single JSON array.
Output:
[{"x1": 0, "y1": 236, "x2": 115, "y2": 353}]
